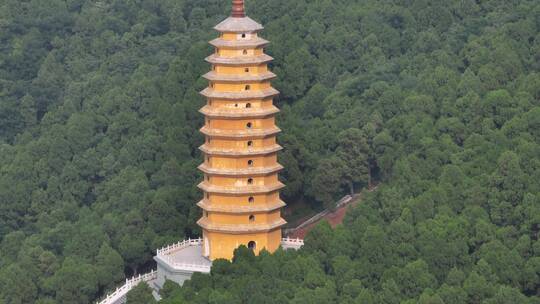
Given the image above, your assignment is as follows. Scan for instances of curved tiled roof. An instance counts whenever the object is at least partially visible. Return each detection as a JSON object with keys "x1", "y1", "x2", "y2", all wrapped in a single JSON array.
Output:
[
  {"x1": 199, "y1": 105, "x2": 279, "y2": 118},
  {"x1": 199, "y1": 144, "x2": 283, "y2": 156},
  {"x1": 197, "y1": 199, "x2": 286, "y2": 213},
  {"x1": 197, "y1": 217, "x2": 286, "y2": 233},
  {"x1": 200, "y1": 126, "x2": 281, "y2": 138},
  {"x1": 209, "y1": 37, "x2": 269, "y2": 49},
  {"x1": 214, "y1": 17, "x2": 264, "y2": 32},
  {"x1": 206, "y1": 53, "x2": 273, "y2": 65},
  {"x1": 203, "y1": 71, "x2": 276, "y2": 82},
  {"x1": 200, "y1": 87, "x2": 279, "y2": 100},
  {"x1": 198, "y1": 181, "x2": 285, "y2": 194},
  {"x1": 198, "y1": 163, "x2": 283, "y2": 176}
]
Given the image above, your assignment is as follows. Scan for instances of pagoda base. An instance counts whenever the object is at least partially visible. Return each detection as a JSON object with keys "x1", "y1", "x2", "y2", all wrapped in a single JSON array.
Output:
[
  {"x1": 96, "y1": 238, "x2": 304, "y2": 304},
  {"x1": 153, "y1": 237, "x2": 304, "y2": 288},
  {"x1": 153, "y1": 239, "x2": 212, "y2": 289}
]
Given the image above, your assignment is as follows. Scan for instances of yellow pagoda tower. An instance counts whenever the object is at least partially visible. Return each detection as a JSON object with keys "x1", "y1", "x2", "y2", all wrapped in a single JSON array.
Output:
[
  {"x1": 197, "y1": 0, "x2": 287, "y2": 260},
  {"x1": 97, "y1": 3, "x2": 304, "y2": 301}
]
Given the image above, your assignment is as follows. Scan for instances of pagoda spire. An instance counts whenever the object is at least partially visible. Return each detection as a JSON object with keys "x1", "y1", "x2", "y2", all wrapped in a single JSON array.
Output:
[{"x1": 231, "y1": 0, "x2": 245, "y2": 18}]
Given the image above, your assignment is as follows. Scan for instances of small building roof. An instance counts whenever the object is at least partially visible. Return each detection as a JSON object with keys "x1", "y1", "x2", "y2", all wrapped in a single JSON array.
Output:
[{"x1": 214, "y1": 16, "x2": 264, "y2": 33}]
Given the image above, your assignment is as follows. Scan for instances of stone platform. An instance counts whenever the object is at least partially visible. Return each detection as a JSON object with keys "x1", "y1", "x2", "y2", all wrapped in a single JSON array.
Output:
[
  {"x1": 153, "y1": 237, "x2": 303, "y2": 288},
  {"x1": 97, "y1": 238, "x2": 303, "y2": 304},
  {"x1": 153, "y1": 239, "x2": 212, "y2": 289}
]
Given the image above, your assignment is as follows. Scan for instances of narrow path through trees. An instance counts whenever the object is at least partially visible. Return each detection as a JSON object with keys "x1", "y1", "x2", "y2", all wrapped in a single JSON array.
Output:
[{"x1": 286, "y1": 184, "x2": 379, "y2": 239}]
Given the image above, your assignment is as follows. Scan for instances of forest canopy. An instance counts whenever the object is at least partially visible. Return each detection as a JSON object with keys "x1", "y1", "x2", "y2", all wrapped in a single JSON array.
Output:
[{"x1": 0, "y1": 0, "x2": 539, "y2": 303}]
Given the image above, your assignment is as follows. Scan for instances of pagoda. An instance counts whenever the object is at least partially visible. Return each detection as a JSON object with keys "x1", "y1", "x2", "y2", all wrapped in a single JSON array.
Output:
[
  {"x1": 96, "y1": 2, "x2": 303, "y2": 302},
  {"x1": 198, "y1": 0, "x2": 287, "y2": 261},
  {"x1": 150, "y1": 0, "x2": 302, "y2": 289}
]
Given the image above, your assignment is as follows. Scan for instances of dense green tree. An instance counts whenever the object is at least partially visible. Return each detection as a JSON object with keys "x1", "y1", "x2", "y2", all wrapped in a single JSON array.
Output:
[
  {"x1": 0, "y1": 0, "x2": 539, "y2": 303},
  {"x1": 311, "y1": 157, "x2": 345, "y2": 209},
  {"x1": 95, "y1": 243, "x2": 125, "y2": 288},
  {"x1": 126, "y1": 283, "x2": 157, "y2": 304},
  {"x1": 336, "y1": 128, "x2": 370, "y2": 194},
  {"x1": 0, "y1": 264, "x2": 38, "y2": 304},
  {"x1": 396, "y1": 260, "x2": 436, "y2": 298},
  {"x1": 47, "y1": 258, "x2": 99, "y2": 304}
]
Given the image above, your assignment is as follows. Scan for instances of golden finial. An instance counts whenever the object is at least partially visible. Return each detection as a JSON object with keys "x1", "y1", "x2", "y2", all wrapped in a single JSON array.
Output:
[{"x1": 231, "y1": 0, "x2": 245, "y2": 18}]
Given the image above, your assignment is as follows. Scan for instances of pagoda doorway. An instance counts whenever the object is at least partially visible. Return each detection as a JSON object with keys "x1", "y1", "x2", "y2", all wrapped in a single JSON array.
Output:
[{"x1": 248, "y1": 241, "x2": 256, "y2": 251}]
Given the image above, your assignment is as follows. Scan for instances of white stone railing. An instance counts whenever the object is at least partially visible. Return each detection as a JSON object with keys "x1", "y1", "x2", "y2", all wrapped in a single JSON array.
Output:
[
  {"x1": 156, "y1": 238, "x2": 211, "y2": 273},
  {"x1": 281, "y1": 237, "x2": 304, "y2": 250},
  {"x1": 159, "y1": 257, "x2": 212, "y2": 273},
  {"x1": 96, "y1": 270, "x2": 157, "y2": 304},
  {"x1": 96, "y1": 236, "x2": 302, "y2": 304},
  {"x1": 156, "y1": 238, "x2": 203, "y2": 256},
  {"x1": 281, "y1": 237, "x2": 304, "y2": 245}
]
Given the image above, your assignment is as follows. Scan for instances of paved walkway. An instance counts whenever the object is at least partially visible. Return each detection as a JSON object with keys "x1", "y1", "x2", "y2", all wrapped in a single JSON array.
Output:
[
  {"x1": 167, "y1": 244, "x2": 211, "y2": 266},
  {"x1": 286, "y1": 184, "x2": 379, "y2": 239},
  {"x1": 286, "y1": 197, "x2": 357, "y2": 239}
]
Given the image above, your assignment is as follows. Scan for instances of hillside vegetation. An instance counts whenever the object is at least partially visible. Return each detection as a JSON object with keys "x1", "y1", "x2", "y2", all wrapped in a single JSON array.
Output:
[{"x1": 0, "y1": 0, "x2": 539, "y2": 303}]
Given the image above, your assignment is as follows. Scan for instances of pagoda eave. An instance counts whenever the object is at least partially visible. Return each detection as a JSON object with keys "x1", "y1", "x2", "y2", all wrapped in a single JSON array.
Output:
[
  {"x1": 200, "y1": 88, "x2": 279, "y2": 100},
  {"x1": 199, "y1": 144, "x2": 283, "y2": 156},
  {"x1": 205, "y1": 54, "x2": 273, "y2": 65},
  {"x1": 200, "y1": 126, "x2": 281, "y2": 138},
  {"x1": 198, "y1": 218, "x2": 286, "y2": 234},
  {"x1": 214, "y1": 16, "x2": 264, "y2": 32},
  {"x1": 197, "y1": 200, "x2": 286, "y2": 213},
  {"x1": 209, "y1": 37, "x2": 269, "y2": 49},
  {"x1": 198, "y1": 181, "x2": 285, "y2": 194},
  {"x1": 203, "y1": 71, "x2": 276, "y2": 82},
  {"x1": 199, "y1": 106, "x2": 280, "y2": 118},
  {"x1": 198, "y1": 164, "x2": 284, "y2": 176}
]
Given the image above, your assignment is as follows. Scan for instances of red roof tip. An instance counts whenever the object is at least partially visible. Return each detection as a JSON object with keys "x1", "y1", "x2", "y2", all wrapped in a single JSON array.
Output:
[{"x1": 231, "y1": 0, "x2": 245, "y2": 18}]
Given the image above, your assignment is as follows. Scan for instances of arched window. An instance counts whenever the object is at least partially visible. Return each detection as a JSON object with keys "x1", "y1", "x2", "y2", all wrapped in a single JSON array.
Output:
[
  {"x1": 204, "y1": 211, "x2": 209, "y2": 218},
  {"x1": 206, "y1": 193, "x2": 210, "y2": 199},
  {"x1": 248, "y1": 197, "x2": 255, "y2": 203},
  {"x1": 246, "y1": 103, "x2": 251, "y2": 108},
  {"x1": 249, "y1": 215, "x2": 255, "y2": 222},
  {"x1": 247, "y1": 178, "x2": 253, "y2": 185},
  {"x1": 248, "y1": 160, "x2": 254, "y2": 166},
  {"x1": 246, "y1": 122, "x2": 252, "y2": 129},
  {"x1": 235, "y1": 103, "x2": 239, "y2": 108},
  {"x1": 243, "y1": 49, "x2": 248, "y2": 55},
  {"x1": 245, "y1": 85, "x2": 251, "y2": 91},
  {"x1": 241, "y1": 33, "x2": 246, "y2": 38},
  {"x1": 245, "y1": 68, "x2": 249, "y2": 73},
  {"x1": 248, "y1": 241, "x2": 256, "y2": 250},
  {"x1": 247, "y1": 140, "x2": 253, "y2": 147}
]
